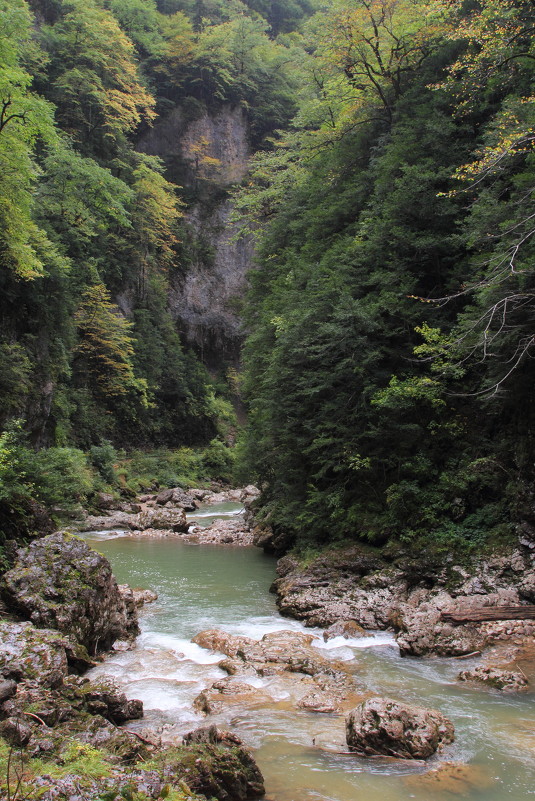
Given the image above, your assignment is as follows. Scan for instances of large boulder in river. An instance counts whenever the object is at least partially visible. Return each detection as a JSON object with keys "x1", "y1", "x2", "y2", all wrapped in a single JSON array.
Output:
[
  {"x1": 133, "y1": 506, "x2": 188, "y2": 532},
  {"x1": 2, "y1": 532, "x2": 139, "y2": 654},
  {"x1": 345, "y1": 697, "x2": 455, "y2": 759}
]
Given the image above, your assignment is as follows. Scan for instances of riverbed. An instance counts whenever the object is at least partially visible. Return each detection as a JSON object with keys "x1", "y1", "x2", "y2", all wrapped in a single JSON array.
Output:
[{"x1": 83, "y1": 509, "x2": 535, "y2": 801}]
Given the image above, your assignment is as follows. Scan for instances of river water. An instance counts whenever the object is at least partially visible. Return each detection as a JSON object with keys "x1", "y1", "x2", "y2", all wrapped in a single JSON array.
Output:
[{"x1": 83, "y1": 505, "x2": 535, "y2": 801}]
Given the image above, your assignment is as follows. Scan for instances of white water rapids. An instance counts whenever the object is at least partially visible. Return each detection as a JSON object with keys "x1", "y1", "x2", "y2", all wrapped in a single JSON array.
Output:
[{"x1": 82, "y1": 504, "x2": 535, "y2": 801}]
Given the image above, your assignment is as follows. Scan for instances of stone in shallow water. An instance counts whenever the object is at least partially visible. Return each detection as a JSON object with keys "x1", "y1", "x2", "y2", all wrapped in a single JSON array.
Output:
[{"x1": 345, "y1": 697, "x2": 454, "y2": 759}]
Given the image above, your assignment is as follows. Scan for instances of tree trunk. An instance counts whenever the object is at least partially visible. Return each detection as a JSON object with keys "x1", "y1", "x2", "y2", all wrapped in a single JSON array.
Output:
[{"x1": 441, "y1": 606, "x2": 535, "y2": 625}]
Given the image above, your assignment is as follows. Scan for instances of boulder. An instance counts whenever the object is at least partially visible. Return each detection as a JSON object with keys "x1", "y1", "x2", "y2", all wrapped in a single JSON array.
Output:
[
  {"x1": 84, "y1": 684, "x2": 143, "y2": 723},
  {"x1": 134, "y1": 507, "x2": 188, "y2": 532},
  {"x1": 296, "y1": 689, "x2": 339, "y2": 713},
  {"x1": 153, "y1": 742, "x2": 265, "y2": 801},
  {"x1": 2, "y1": 532, "x2": 139, "y2": 654},
  {"x1": 193, "y1": 679, "x2": 270, "y2": 715},
  {"x1": 186, "y1": 518, "x2": 253, "y2": 546},
  {"x1": 323, "y1": 620, "x2": 369, "y2": 641},
  {"x1": 117, "y1": 584, "x2": 156, "y2": 616},
  {"x1": 183, "y1": 725, "x2": 243, "y2": 746},
  {"x1": 133, "y1": 588, "x2": 158, "y2": 606},
  {"x1": 94, "y1": 492, "x2": 116, "y2": 510},
  {"x1": 0, "y1": 717, "x2": 33, "y2": 746},
  {"x1": 458, "y1": 666, "x2": 529, "y2": 691},
  {"x1": 240, "y1": 485, "x2": 260, "y2": 502},
  {"x1": 345, "y1": 697, "x2": 455, "y2": 759},
  {"x1": 156, "y1": 488, "x2": 198, "y2": 511},
  {"x1": 192, "y1": 630, "x2": 254, "y2": 658},
  {"x1": 0, "y1": 679, "x2": 17, "y2": 703},
  {"x1": 193, "y1": 629, "x2": 330, "y2": 676},
  {"x1": 79, "y1": 512, "x2": 134, "y2": 531}
]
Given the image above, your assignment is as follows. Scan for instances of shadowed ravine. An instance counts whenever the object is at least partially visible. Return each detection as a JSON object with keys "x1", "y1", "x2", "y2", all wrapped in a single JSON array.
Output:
[{"x1": 84, "y1": 512, "x2": 535, "y2": 801}]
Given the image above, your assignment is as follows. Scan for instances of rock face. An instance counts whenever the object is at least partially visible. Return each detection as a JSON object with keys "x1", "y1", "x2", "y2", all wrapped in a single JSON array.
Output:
[
  {"x1": 272, "y1": 543, "x2": 535, "y2": 657},
  {"x1": 2, "y1": 532, "x2": 139, "y2": 654},
  {"x1": 138, "y1": 104, "x2": 253, "y2": 364},
  {"x1": 346, "y1": 697, "x2": 455, "y2": 759}
]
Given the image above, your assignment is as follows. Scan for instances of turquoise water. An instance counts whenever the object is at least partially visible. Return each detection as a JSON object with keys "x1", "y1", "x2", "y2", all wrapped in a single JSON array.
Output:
[{"x1": 85, "y1": 523, "x2": 535, "y2": 801}]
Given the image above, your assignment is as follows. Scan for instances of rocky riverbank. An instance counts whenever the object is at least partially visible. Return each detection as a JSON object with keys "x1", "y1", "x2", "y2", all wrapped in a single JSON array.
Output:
[
  {"x1": 74, "y1": 485, "x2": 260, "y2": 546},
  {"x1": 0, "y1": 531, "x2": 265, "y2": 801},
  {"x1": 268, "y1": 537, "x2": 535, "y2": 689}
]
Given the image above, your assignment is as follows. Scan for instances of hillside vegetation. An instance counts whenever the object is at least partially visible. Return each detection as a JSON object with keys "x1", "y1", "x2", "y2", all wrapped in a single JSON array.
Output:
[
  {"x1": 0, "y1": 0, "x2": 534, "y2": 555},
  {"x1": 238, "y1": 0, "x2": 535, "y2": 552}
]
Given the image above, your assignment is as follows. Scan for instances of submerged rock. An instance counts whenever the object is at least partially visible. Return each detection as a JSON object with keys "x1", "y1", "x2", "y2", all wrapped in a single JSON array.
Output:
[
  {"x1": 345, "y1": 697, "x2": 455, "y2": 759},
  {"x1": 2, "y1": 532, "x2": 139, "y2": 654},
  {"x1": 457, "y1": 665, "x2": 529, "y2": 691},
  {"x1": 194, "y1": 628, "x2": 358, "y2": 713},
  {"x1": 403, "y1": 761, "x2": 496, "y2": 796}
]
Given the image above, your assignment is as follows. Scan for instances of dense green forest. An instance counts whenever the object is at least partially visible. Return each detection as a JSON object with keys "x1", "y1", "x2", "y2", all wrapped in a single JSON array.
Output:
[
  {"x1": 0, "y1": 0, "x2": 534, "y2": 554},
  {"x1": 0, "y1": 0, "x2": 306, "y2": 540},
  {"x1": 237, "y1": 0, "x2": 535, "y2": 552}
]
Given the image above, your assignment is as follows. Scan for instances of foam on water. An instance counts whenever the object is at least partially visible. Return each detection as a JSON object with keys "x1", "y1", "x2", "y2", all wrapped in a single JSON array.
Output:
[{"x1": 79, "y1": 529, "x2": 130, "y2": 540}]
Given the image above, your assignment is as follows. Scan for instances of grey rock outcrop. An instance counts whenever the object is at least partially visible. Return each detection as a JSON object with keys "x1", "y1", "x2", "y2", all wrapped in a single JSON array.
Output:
[
  {"x1": 346, "y1": 697, "x2": 455, "y2": 759},
  {"x1": 139, "y1": 104, "x2": 253, "y2": 363},
  {"x1": 272, "y1": 543, "x2": 535, "y2": 656},
  {"x1": 2, "y1": 532, "x2": 139, "y2": 654},
  {"x1": 155, "y1": 488, "x2": 198, "y2": 510},
  {"x1": 0, "y1": 621, "x2": 70, "y2": 688}
]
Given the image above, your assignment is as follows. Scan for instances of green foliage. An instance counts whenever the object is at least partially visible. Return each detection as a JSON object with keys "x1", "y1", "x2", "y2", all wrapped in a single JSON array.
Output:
[
  {"x1": 200, "y1": 438, "x2": 236, "y2": 482},
  {"x1": 74, "y1": 282, "x2": 149, "y2": 405},
  {"x1": 38, "y1": 0, "x2": 156, "y2": 154},
  {"x1": 28, "y1": 446, "x2": 94, "y2": 507},
  {"x1": 0, "y1": 0, "x2": 59, "y2": 279},
  {"x1": 239, "y1": 0, "x2": 535, "y2": 552},
  {"x1": 89, "y1": 441, "x2": 118, "y2": 485}
]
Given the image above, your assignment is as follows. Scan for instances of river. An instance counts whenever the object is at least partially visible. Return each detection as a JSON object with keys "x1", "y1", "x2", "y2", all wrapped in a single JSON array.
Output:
[{"x1": 83, "y1": 504, "x2": 535, "y2": 801}]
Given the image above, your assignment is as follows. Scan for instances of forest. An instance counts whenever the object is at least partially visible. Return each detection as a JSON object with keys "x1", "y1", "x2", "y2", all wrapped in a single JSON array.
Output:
[{"x1": 0, "y1": 0, "x2": 534, "y2": 556}]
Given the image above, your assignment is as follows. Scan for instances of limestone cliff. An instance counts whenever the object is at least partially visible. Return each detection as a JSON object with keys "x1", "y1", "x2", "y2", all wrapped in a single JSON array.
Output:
[{"x1": 138, "y1": 104, "x2": 254, "y2": 365}]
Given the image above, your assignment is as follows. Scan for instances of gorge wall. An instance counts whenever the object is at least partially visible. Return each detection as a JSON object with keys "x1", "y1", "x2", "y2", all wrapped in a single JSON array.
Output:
[{"x1": 138, "y1": 105, "x2": 254, "y2": 366}]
